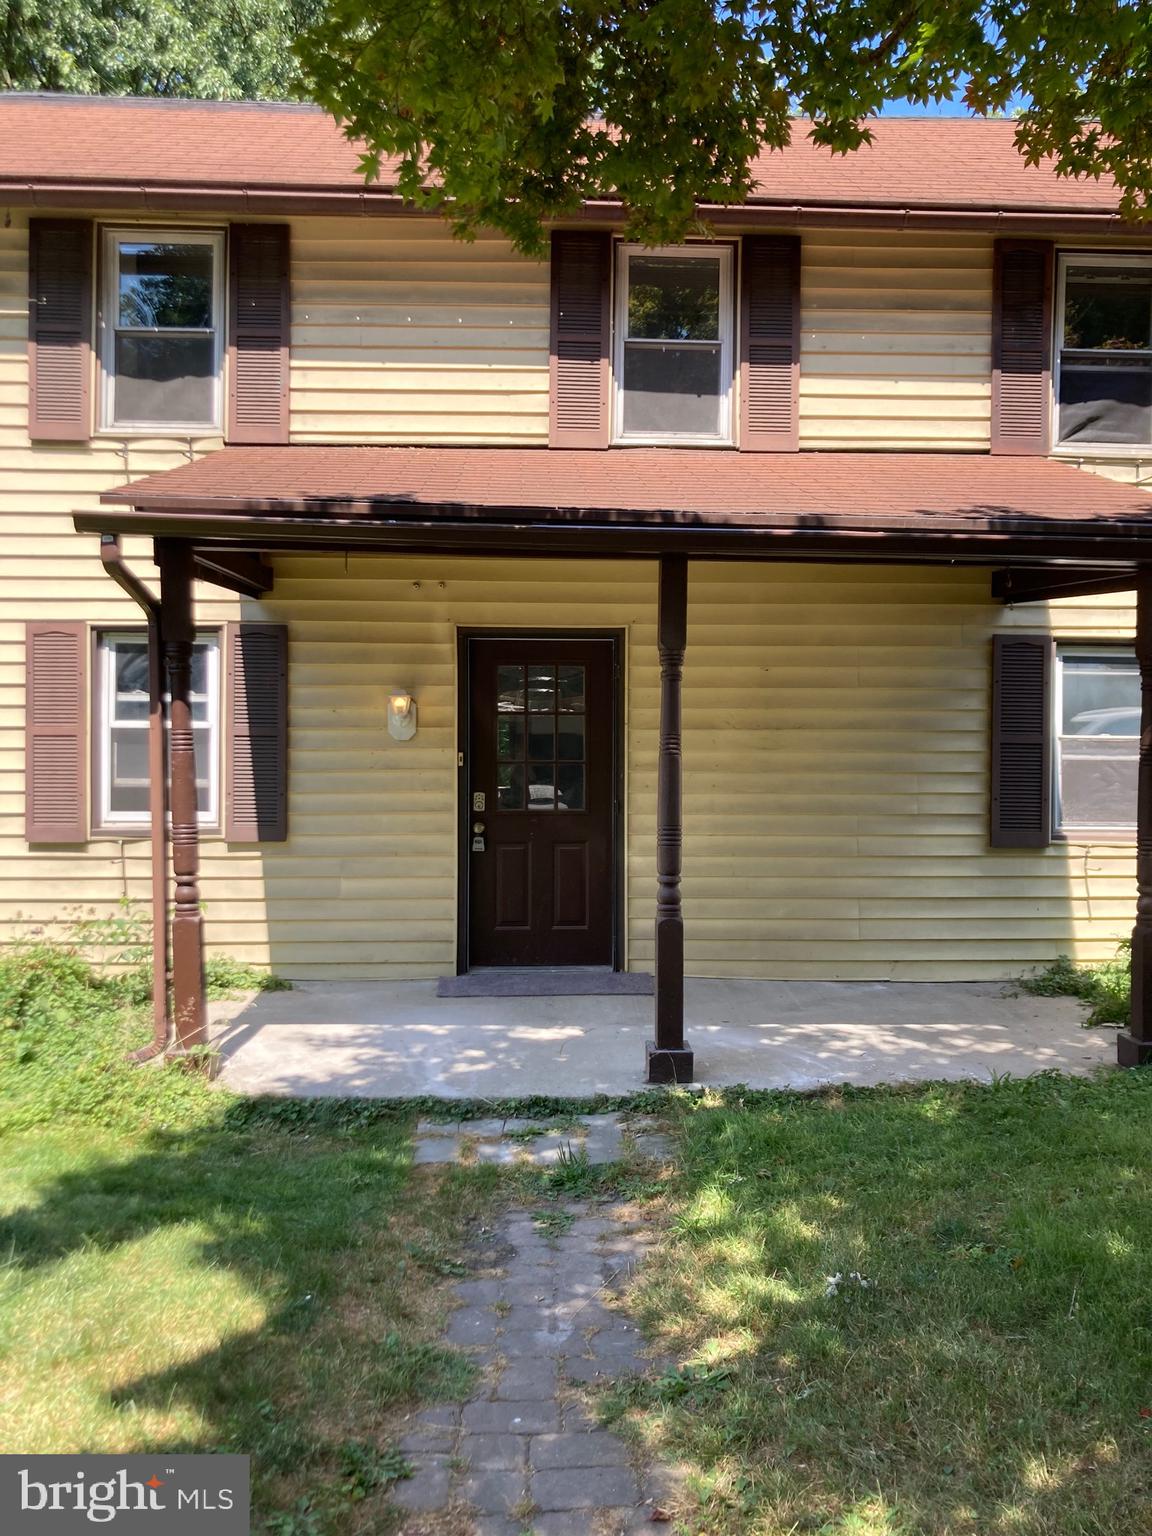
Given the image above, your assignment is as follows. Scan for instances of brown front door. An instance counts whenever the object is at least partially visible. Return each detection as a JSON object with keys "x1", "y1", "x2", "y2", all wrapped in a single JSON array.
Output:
[{"x1": 466, "y1": 637, "x2": 617, "y2": 968}]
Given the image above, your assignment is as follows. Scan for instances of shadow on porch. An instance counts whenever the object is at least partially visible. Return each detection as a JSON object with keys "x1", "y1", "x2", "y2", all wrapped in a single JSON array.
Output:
[{"x1": 208, "y1": 979, "x2": 1116, "y2": 1100}]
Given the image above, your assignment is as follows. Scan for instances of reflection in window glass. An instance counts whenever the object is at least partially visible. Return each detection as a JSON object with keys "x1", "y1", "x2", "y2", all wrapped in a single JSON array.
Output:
[
  {"x1": 1056, "y1": 651, "x2": 1138, "y2": 831},
  {"x1": 98, "y1": 631, "x2": 219, "y2": 826},
  {"x1": 1058, "y1": 259, "x2": 1152, "y2": 448},
  {"x1": 616, "y1": 245, "x2": 732, "y2": 443},
  {"x1": 104, "y1": 231, "x2": 221, "y2": 430},
  {"x1": 491, "y1": 660, "x2": 588, "y2": 813}
]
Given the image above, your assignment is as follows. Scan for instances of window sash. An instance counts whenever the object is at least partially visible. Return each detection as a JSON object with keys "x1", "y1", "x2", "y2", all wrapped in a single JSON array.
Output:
[
  {"x1": 612, "y1": 243, "x2": 734, "y2": 445},
  {"x1": 95, "y1": 631, "x2": 221, "y2": 830},
  {"x1": 1053, "y1": 646, "x2": 1139, "y2": 833},
  {"x1": 1053, "y1": 253, "x2": 1152, "y2": 453},
  {"x1": 99, "y1": 228, "x2": 224, "y2": 433}
]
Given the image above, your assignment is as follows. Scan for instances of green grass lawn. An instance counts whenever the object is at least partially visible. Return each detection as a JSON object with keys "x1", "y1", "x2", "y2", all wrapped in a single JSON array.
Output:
[
  {"x1": 0, "y1": 1109, "x2": 502, "y2": 1531},
  {"x1": 610, "y1": 1073, "x2": 1152, "y2": 1536},
  {"x1": 4, "y1": 935, "x2": 1152, "y2": 1535}
]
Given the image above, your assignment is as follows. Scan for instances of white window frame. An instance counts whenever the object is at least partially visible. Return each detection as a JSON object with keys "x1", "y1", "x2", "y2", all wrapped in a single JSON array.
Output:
[
  {"x1": 1051, "y1": 251, "x2": 1152, "y2": 458},
  {"x1": 95, "y1": 630, "x2": 221, "y2": 832},
  {"x1": 612, "y1": 242, "x2": 735, "y2": 446},
  {"x1": 1053, "y1": 643, "x2": 1138, "y2": 836},
  {"x1": 98, "y1": 227, "x2": 225, "y2": 434}
]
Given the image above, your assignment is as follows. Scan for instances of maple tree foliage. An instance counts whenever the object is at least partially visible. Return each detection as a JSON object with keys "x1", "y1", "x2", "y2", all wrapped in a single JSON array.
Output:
[
  {"x1": 2, "y1": 0, "x2": 324, "y2": 98},
  {"x1": 296, "y1": 0, "x2": 1152, "y2": 252}
]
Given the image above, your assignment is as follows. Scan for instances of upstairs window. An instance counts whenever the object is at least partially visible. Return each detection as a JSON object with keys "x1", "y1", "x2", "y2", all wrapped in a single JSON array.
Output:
[
  {"x1": 1054, "y1": 647, "x2": 1138, "y2": 833},
  {"x1": 1055, "y1": 255, "x2": 1152, "y2": 450},
  {"x1": 100, "y1": 229, "x2": 224, "y2": 432},
  {"x1": 613, "y1": 244, "x2": 733, "y2": 444}
]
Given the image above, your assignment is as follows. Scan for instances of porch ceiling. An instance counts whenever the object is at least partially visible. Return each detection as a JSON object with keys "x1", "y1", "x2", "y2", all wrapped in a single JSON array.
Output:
[{"x1": 85, "y1": 446, "x2": 1152, "y2": 567}]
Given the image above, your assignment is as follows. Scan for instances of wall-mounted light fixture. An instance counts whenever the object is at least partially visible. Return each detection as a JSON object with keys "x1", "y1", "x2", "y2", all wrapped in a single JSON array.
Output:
[{"x1": 388, "y1": 690, "x2": 418, "y2": 741}]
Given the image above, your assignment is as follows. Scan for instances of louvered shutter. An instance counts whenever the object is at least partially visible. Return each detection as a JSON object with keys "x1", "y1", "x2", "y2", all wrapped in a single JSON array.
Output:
[
  {"x1": 227, "y1": 224, "x2": 290, "y2": 444},
  {"x1": 990, "y1": 634, "x2": 1053, "y2": 848},
  {"x1": 28, "y1": 220, "x2": 92, "y2": 442},
  {"x1": 991, "y1": 239, "x2": 1053, "y2": 455},
  {"x1": 739, "y1": 234, "x2": 801, "y2": 452},
  {"x1": 549, "y1": 231, "x2": 611, "y2": 448},
  {"x1": 226, "y1": 623, "x2": 288, "y2": 842},
  {"x1": 25, "y1": 622, "x2": 87, "y2": 843}
]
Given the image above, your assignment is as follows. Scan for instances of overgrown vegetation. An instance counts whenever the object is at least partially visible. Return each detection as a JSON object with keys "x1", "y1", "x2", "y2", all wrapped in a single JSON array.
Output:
[
  {"x1": 0, "y1": 912, "x2": 499, "y2": 1533},
  {"x1": 0, "y1": 906, "x2": 288, "y2": 1133},
  {"x1": 1019, "y1": 942, "x2": 1131, "y2": 1026},
  {"x1": 609, "y1": 1073, "x2": 1152, "y2": 1536}
]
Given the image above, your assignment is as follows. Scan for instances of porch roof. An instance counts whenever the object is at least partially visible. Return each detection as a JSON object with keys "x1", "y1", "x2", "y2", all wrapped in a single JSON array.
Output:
[{"x1": 89, "y1": 446, "x2": 1152, "y2": 567}]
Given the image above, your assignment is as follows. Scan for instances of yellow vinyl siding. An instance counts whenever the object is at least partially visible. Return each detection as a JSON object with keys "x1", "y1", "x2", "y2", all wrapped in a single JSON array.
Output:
[
  {"x1": 289, "y1": 220, "x2": 549, "y2": 444},
  {"x1": 0, "y1": 207, "x2": 1145, "y2": 981},
  {"x1": 798, "y1": 230, "x2": 993, "y2": 450}
]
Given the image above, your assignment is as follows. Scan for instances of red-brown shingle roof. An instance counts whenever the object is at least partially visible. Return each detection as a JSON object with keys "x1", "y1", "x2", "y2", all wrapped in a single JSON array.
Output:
[
  {"x1": 0, "y1": 93, "x2": 1126, "y2": 218},
  {"x1": 100, "y1": 446, "x2": 1152, "y2": 535}
]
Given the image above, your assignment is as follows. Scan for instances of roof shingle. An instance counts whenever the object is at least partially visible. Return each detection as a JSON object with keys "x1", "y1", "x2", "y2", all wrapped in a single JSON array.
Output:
[
  {"x1": 0, "y1": 93, "x2": 1125, "y2": 216},
  {"x1": 100, "y1": 446, "x2": 1152, "y2": 535}
]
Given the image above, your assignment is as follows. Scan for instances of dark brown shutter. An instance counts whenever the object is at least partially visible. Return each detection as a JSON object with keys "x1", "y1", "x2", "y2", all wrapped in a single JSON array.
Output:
[
  {"x1": 28, "y1": 219, "x2": 92, "y2": 442},
  {"x1": 991, "y1": 239, "x2": 1054, "y2": 456},
  {"x1": 25, "y1": 621, "x2": 87, "y2": 843},
  {"x1": 990, "y1": 633, "x2": 1053, "y2": 848},
  {"x1": 226, "y1": 623, "x2": 288, "y2": 842},
  {"x1": 227, "y1": 223, "x2": 290, "y2": 444},
  {"x1": 549, "y1": 230, "x2": 611, "y2": 448},
  {"x1": 739, "y1": 234, "x2": 801, "y2": 452}
]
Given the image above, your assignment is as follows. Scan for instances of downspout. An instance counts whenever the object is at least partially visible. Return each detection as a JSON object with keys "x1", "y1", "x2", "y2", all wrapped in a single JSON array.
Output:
[{"x1": 99, "y1": 534, "x2": 171, "y2": 1059}]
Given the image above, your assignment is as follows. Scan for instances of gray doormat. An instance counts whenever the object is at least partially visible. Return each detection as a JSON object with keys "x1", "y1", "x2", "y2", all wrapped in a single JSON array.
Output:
[{"x1": 437, "y1": 968, "x2": 654, "y2": 998}]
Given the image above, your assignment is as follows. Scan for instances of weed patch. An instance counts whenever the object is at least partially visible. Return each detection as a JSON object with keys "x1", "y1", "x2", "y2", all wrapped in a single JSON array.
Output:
[{"x1": 1019, "y1": 943, "x2": 1130, "y2": 1025}]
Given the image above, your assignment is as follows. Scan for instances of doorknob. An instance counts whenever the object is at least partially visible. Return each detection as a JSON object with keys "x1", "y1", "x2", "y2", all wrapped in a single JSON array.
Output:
[{"x1": 471, "y1": 820, "x2": 486, "y2": 853}]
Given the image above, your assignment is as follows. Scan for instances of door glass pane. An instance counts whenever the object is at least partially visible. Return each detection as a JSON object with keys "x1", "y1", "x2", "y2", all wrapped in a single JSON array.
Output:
[
  {"x1": 557, "y1": 763, "x2": 585, "y2": 811},
  {"x1": 527, "y1": 717, "x2": 555, "y2": 762},
  {"x1": 497, "y1": 762, "x2": 524, "y2": 810},
  {"x1": 1061, "y1": 654, "x2": 1139, "y2": 735},
  {"x1": 497, "y1": 665, "x2": 524, "y2": 710},
  {"x1": 558, "y1": 665, "x2": 585, "y2": 712},
  {"x1": 622, "y1": 343, "x2": 722, "y2": 436},
  {"x1": 528, "y1": 763, "x2": 555, "y2": 809},
  {"x1": 527, "y1": 666, "x2": 555, "y2": 711},
  {"x1": 628, "y1": 256, "x2": 721, "y2": 340},
  {"x1": 1063, "y1": 265, "x2": 1152, "y2": 350},
  {"x1": 557, "y1": 717, "x2": 585, "y2": 760},
  {"x1": 496, "y1": 715, "x2": 524, "y2": 760},
  {"x1": 118, "y1": 241, "x2": 214, "y2": 329}
]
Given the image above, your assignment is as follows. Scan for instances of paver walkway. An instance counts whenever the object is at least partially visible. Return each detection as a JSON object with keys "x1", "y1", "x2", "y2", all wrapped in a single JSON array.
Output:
[{"x1": 393, "y1": 1116, "x2": 681, "y2": 1535}]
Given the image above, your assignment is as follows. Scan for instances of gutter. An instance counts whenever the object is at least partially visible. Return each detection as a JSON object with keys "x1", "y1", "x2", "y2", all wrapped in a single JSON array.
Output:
[
  {"x1": 0, "y1": 178, "x2": 1134, "y2": 234},
  {"x1": 99, "y1": 535, "x2": 171, "y2": 1061}
]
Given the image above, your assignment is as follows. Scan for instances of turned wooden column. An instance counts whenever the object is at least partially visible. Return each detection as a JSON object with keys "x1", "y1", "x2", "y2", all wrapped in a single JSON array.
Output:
[
  {"x1": 1119, "y1": 568, "x2": 1152, "y2": 1066},
  {"x1": 648, "y1": 554, "x2": 693, "y2": 1083},
  {"x1": 157, "y1": 541, "x2": 207, "y2": 1054}
]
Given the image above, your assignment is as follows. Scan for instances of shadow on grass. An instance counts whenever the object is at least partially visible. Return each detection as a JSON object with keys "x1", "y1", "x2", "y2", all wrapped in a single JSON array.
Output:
[
  {"x1": 612, "y1": 1072, "x2": 1152, "y2": 1536},
  {"x1": 0, "y1": 1107, "x2": 490, "y2": 1532}
]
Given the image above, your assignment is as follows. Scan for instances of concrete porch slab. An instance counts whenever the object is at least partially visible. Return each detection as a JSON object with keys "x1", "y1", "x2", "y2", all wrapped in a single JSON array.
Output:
[{"x1": 208, "y1": 978, "x2": 1116, "y2": 1099}]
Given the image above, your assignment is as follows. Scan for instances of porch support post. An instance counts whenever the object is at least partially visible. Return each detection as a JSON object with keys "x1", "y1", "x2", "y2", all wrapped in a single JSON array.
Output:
[
  {"x1": 647, "y1": 554, "x2": 693, "y2": 1084},
  {"x1": 157, "y1": 540, "x2": 208, "y2": 1055},
  {"x1": 1119, "y1": 568, "x2": 1152, "y2": 1066}
]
